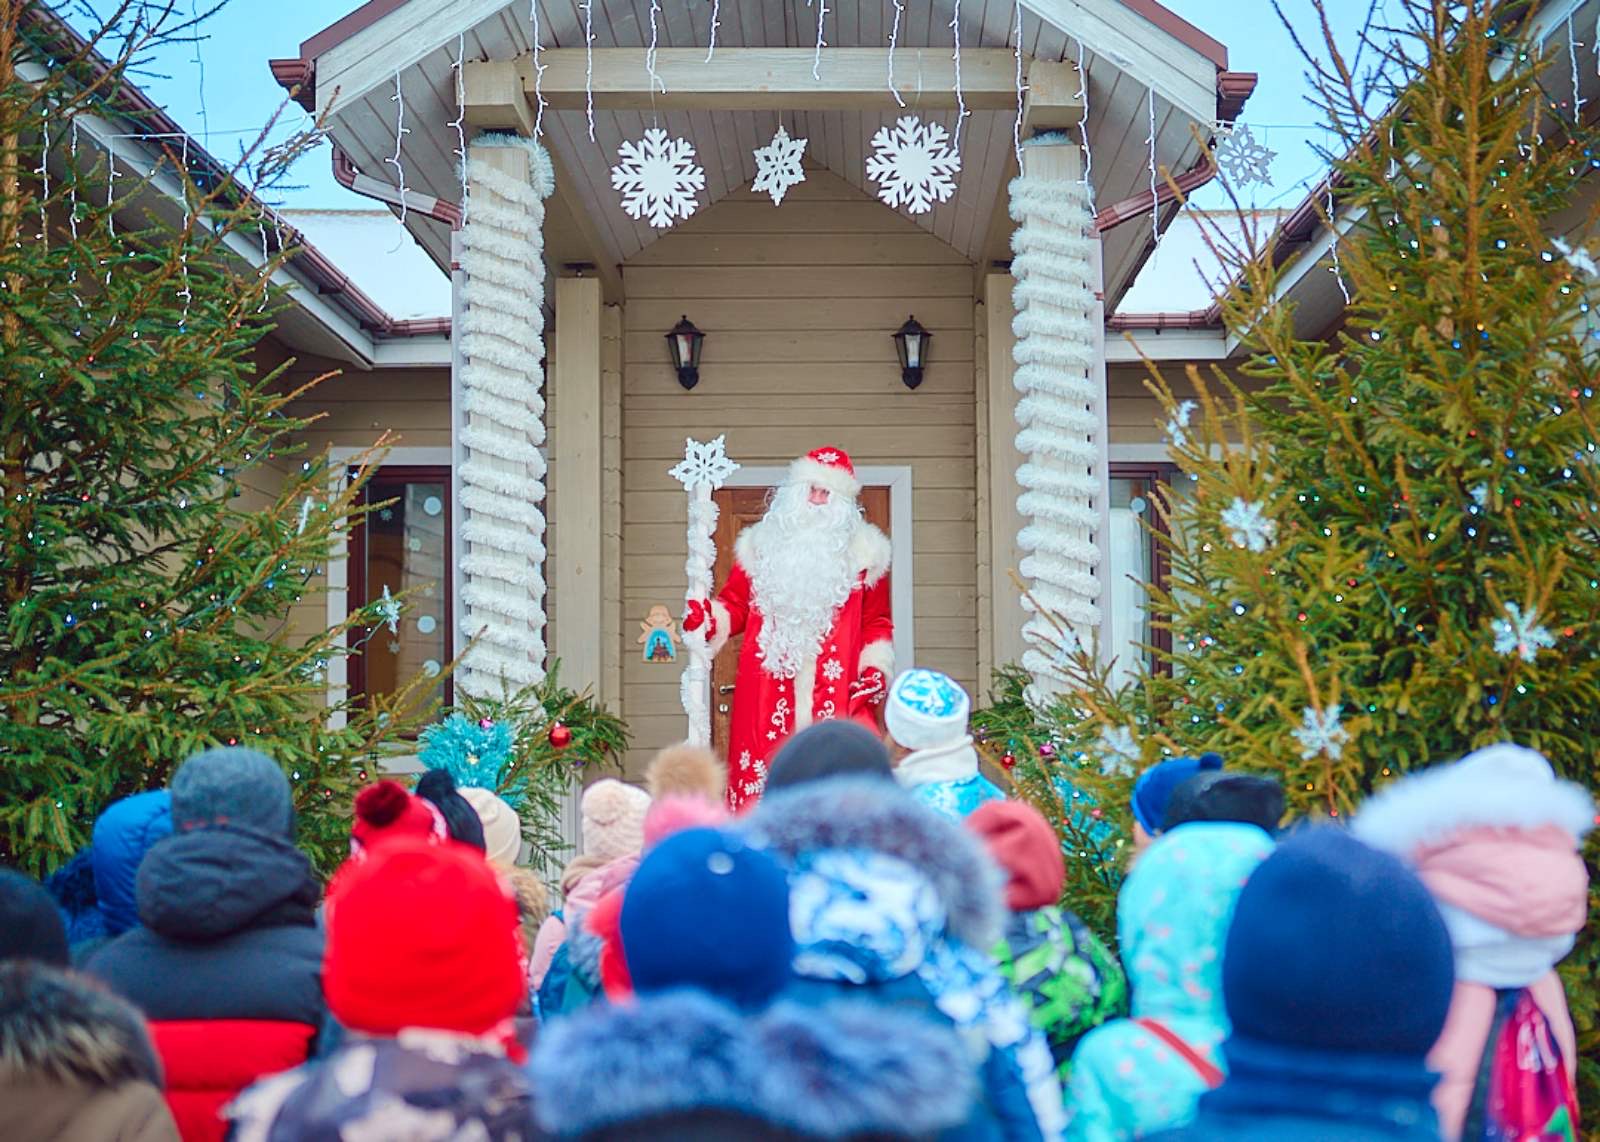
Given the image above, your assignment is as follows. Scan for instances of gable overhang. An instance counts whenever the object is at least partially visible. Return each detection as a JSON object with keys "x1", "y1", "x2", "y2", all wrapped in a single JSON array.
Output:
[{"x1": 273, "y1": 0, "x2": 1246, "y2": 309}]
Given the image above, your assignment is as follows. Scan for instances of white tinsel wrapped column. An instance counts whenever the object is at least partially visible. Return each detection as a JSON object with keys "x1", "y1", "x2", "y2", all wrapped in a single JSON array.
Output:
[
  {"x1": 456, "y1": 134, "x2": 554, "y2": 697},
  {"x1": 1008, "y1": 135, "x2": 1109, "y2": 703}
]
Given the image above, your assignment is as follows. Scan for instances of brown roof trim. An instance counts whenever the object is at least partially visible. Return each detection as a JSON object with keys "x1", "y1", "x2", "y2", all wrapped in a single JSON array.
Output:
[
  {"x1": 1216, "y1": 71, "x2": 1256, "y2": 123},
  {"x1": 1106, "y1": 307, "x2": 1221, "y2": 331},
  {"x1": 269, "y1": 58, "x2": 315, "y2": 114},
  {"x1": 300, "y1": 0, "x2": 411, "y2": 61}
]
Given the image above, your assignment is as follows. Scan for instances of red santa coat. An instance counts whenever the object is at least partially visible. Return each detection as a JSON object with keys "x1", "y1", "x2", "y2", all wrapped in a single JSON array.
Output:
[{"x1": 707, "y1": 522, "x2": 895, "y2": 809}]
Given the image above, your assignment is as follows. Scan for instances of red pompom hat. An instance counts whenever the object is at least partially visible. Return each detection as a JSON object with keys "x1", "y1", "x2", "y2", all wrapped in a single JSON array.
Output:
[
  {"x1": 324, "y1": 838, "x2": 526, "y2": 1037},
  {"x1": 966, "y1": 800, "x2": 1067, "y2": 912},
  {"x1": 349, "y1": 780, "x2": 447, "y2": 856},
  {"x1": 788, "y1": 445, "x2": 860, "y2": 501}
]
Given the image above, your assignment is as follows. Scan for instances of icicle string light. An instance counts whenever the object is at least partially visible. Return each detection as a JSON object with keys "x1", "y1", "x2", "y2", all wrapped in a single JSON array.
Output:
[
  {"x1": 812, "y1": 0, "x2": 828, "y2": 83},
  {"x1": 387, "y1": 70, "x2": 411, "y2": 224},
  {"x1": 1075, "y1": 39, "x2": 1093, "y2": 205},
  {"x1": 1568, "y1": 13, "x2": 1586, "y2": 119},
  {"x1": 35, "y1": 110, "x2": 48, "y2": 247},
  {"x1": 705, "y1": 0, "x2": 720, "y2": 62},
  {"x1": 68, "y1": 119, "x2": 80, "y2": 302},
  {"x1": 646, "y1": 0, "x2": 666, "y2": 94},
  {"x1": 950, "y1": 0, "x2": 967, "y2": 151},
  {"x1": 887, "y1": 0, "x2": 906, "y2": 107},
  {"x1": 1012, "y1": 0, "x2": 1025, "y2": 167},
  {"x1": 451, "y1": 34, "x2": 469, "y2": 203},
  {"x1": 1146, "y1": 86, "x2": 1157, "y2": 244},
  {"x1": 582, "y1": 0, "x2": 596, "y2": 141},
  {"x1": 1328, "y1": 187, "x2": 1351, "y2": 303},
  {"x1": 530, "y1": 2, "x2": 548, "y2": 137}
]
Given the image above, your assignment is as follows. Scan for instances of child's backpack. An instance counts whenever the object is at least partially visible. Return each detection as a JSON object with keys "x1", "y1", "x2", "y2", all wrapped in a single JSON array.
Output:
[{"x1": 1462, "y1": 988, "x2": 1579, "y2": 1142}]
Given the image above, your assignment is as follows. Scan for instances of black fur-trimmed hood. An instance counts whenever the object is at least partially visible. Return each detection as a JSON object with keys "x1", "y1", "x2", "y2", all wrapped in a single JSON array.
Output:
[
  {"x1": 744, "y1": 776, "x2": 1005, "y2": 949},
  {"x1": 0, "y1": 962, "x2": 162, "y2": 1089},
  {"x1": 530, "y1": 989, "x2": 976, "y2": 1138}
]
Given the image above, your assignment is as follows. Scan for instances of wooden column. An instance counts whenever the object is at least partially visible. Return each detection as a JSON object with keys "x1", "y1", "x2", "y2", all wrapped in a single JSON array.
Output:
[
  {"x1": 600, "y1": 303, "x2": 624, "y2": 708},
  {"x1": 552, "y1": 275, "x2": 605, "y2": 698},
  {"x1": 982, "y1": 272, "x2": 1029, "y2": 674}
]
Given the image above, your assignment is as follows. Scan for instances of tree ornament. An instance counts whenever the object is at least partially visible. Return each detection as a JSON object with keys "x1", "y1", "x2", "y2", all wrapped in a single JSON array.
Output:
[
  {"x1": 1221, "y1": 497, "x2": 1277, "y2": 552},
  {"x1": 1164, "y1": 400, "x2": 1196, "y2": 449},
  {"x1": 1291, "y1": 704, "x2": 1349, "y2": 761},
  {"x1": 1001, "y1": 752, "x2": 1016, "y2": 770},
  {"x1": 611, "y1": 128, "x2": 705, "y2": 229},
  {"x1": 548, "y1": 720, "x2": 573, "y2": 749},
  {"x1": 751, "y1": 125, "x2": 808, "y2": 206},
  {"x1": 1214, "y1": 123, "x2": 1276, "y2": 190},
  {"x1": 1096, "y1": 724, "x2": 1138, "y2": 776},
  {"x1": 1552, "y1": 236, "x2": 1599, "y2": 278},
  {"x1": 1491, "y1": 602, "x2": 1556, "y2": 662},
  {"x1": 1039, "y1": 741, "x2": 1056, "y2": 759},
  {"x1": 866, "y1": 116, "x2": 961, "y2": 215}
]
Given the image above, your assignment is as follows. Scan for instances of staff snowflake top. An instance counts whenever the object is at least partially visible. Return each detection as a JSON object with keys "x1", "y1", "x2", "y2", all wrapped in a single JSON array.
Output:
[
  {"x1": 866, "y1": 115, "x2": 961, "y2": 215},
  {"x1": 611, "y1": 128, "x2": 707, "y2": 229}
]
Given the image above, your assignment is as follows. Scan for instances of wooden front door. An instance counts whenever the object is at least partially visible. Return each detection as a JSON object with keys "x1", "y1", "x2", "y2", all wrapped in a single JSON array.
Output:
[{"x1": 710, "y1": 486, "x2": 891, "y2": 758}]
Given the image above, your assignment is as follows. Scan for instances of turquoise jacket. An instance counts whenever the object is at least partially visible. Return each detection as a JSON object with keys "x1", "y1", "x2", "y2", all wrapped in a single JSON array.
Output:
[
  {"x1": 896, "y1": 741, "x2": 1007, "y2": 822},
  {"x1": 1064, "y1": 824, "x2": 1275, "y2": 1142}
]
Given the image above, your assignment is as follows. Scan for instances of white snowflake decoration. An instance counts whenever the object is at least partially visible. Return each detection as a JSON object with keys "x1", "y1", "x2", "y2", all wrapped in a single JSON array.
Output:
[
  {"x1": 611, "y1": 128, "x2": 706, "y2": 228},
  {"x1": 1215, "y1": 124, "x2": 1276, "y2": 190},
  {"x1": 1096, "y1": 724, "x2": 1139, "y2": 777},
  {"x1": 295, "y1": 496, "x2": 314, "y2": 536},
  {"x1": 1221, "y1": 497, "x2": 1277, "y2": 552},
  {"x1": 866, "y1": 115, "x2": 961, "y2": 215},
  {"x1": 1491, "y1": 602, "x2": 1557, "y2": 663},
  {"x1": 1469, "y1": 483, "x2": 1490, "y2": 508},
  {"x1": 1292, "y1": 703, "x2": 1349, "y2": 760},
  {"x1": 669, "y1": 435, "x2": 740, "y2": 490},
  {"x1": 752, "y1": 125, "x2": 807, "y2": 206},
  {"x1": 374, "y1": 584, "x2": 403, "y2": 635},
  {"x1": 1164, "y1": 400, "x2": 1197, "y2": 448},
  {"x1": 1552, "y1": 236, "x2": 1599, "y2": 278}
]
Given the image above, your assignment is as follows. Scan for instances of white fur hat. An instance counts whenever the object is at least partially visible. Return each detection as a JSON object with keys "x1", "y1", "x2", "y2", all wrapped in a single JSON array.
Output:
[
  {"x1": 460, "y1": 787, "x2": 523, "y2": 867},
  {"x1": 885, "y1": 668, "x2": 971, "y2": 751},
  {"x1": 788, "y1": 445, "x2": 860, "y2": 501},
  {"x1": 580, "y1": 779, "x2": 652, "y2": 863}
]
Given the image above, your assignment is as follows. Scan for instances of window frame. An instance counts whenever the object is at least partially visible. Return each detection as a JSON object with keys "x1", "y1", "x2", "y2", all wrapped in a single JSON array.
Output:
[{"x1": 1109, "y1": 461, "x2": 1181, "y2": 670}]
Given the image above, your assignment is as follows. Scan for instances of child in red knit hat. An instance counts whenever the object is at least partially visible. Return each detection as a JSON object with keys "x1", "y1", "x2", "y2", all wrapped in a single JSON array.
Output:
[
  {"x1": 348, "y1": 780, "x2": 448, "y2": 856},
  {"x1": 226, "y1": 839, "x2": 535, "y2": 1139}
]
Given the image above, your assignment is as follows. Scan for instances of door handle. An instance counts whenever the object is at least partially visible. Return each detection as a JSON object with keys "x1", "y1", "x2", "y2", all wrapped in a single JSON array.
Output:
[{"x1": 718, "y1": 684, "x2": 736, "y2": 694}]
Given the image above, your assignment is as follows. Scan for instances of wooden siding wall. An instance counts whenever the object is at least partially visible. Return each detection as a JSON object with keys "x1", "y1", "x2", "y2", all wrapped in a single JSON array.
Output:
[{"x1": 618, "y1": 169, "x2": 979, "y2": 774}]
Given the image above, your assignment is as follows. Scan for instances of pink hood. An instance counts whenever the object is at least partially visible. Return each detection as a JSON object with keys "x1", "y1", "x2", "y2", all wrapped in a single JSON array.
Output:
[{"x1": 1414, "y1": 825, "x2": 1588, "y2": 938}]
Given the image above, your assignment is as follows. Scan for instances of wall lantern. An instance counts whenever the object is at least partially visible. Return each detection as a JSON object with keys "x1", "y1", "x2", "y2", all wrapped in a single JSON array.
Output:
[
  {"x1": 893, "y1": 315, "x2": 931, "y2": 390},
  {"x1": 667, "y1": 315, "x2": 705, "y2": 390}
]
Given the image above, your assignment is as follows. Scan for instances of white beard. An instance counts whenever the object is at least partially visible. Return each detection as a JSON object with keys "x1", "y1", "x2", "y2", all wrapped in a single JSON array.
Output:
[{"x1": 744, "y1": 482, "x2": 860, "y2": 679}]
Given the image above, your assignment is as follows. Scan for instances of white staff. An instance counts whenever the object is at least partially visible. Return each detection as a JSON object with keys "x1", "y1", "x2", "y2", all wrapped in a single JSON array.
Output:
[{"x1": 668, "y1": 436, "x2": 739, "y2": 746}]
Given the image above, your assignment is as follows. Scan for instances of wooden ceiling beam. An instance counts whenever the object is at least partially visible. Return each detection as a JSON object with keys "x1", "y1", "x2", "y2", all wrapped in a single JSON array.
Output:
[{"x1": 525, "y1": 48, "x2": 1038, "y2": 112}]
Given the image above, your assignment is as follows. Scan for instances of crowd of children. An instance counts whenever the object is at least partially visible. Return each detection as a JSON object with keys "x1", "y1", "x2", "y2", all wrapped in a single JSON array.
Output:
[{"x1": 0, "y1": 667, "x2": 1591, "y2": 1141}]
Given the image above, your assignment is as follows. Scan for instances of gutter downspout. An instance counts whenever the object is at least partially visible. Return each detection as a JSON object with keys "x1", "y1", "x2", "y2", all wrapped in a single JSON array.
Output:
[{"x1": 332, "y1": 146, "x2": 463, "y2": 229}]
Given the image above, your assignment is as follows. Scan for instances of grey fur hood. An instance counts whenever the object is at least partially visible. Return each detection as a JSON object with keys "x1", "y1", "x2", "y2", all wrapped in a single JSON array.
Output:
[
  {"x1": 530, "y1": 989, "x2": 976, "y2": 1138},
  {"x1": 0, "y1": 962, "x2": 162, "y2": 1089},
  {"x1": 744, "y1": 776, "x2": 1005, "y2": 949}
]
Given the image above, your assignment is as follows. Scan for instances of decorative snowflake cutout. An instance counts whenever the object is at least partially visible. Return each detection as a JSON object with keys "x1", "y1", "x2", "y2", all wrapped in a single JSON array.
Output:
[
  {"x1": 295, "y1": 497, "x2": 314, "y2": 536},
  {"x1": 1491, "y1": 602, "x2": 1556, "y2": 663},
  {"x1": 1164, "y1": 400, "x2": 1197, "y2": 449},
  {"x1": 814, "y1": 449, "x2": 840, "y2": 464},
  {"x1": 1469, "y1": 483, "x2": 1489, "y2": 508},
  {"x1": 822, "y1": 657, "x2": 845, "y2": 682},
  {"x1": 1215, "y1": 123, "x2": 1276, "y2": 190},
  {"x1": 374, "y1": 584, "x2": 402, "y2": 635},
  {"x1": 1096, "y1": 725, "x2": 1139, "y2": 777},
  {"x1": 611, "y1": 128, "x2": 706, "y2": 228},
  {"x1": 866, "y1": 116, "x2": 961, "y2": 215},
  {"x1": 1553, "y1": 236, "x2": 1599, "y2": 278},
  {"x1": 1292, "y1": 703, "x2": 1349, "y2": 761},
  {"x1": 668, "y1": 435, "x2": 740, "y2": 490},
  {"x1": 752, "y1": 124, "x2": 807, "y2": 206},
  {"x1": 1221, "y1": 497, "x2": 1277, "y2": 552}
]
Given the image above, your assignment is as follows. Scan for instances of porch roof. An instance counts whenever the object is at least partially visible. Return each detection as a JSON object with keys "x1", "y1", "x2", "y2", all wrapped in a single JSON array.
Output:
[{"x1": 271, "y1": 0, "x2": 1250, "y2": 310}]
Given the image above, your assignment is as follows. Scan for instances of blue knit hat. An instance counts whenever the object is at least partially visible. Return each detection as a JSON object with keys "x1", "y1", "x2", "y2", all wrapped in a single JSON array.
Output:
[
  {"x1": 1131, "y1": 752, "x2": 1223, "y2": 835},
  {"x1": 170, "y1": 747, "x2": 293, "y2": 837},
  {"x1": 1222, "y1": 827, "x2": 1454, "y2": 1056},
  {"x1": 620, "y1": 828, "x2": 794, "y2": 1009}
]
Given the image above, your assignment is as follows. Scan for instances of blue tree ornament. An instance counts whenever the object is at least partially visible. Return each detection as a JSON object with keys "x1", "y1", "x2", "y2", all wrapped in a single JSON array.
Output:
[{"x1": 418, "y1": 713, "x2": 515, "y2": 795}]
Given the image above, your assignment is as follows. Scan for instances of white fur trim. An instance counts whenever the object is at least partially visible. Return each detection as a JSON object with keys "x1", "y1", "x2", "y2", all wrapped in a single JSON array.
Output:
[
  {"x1": 789, "y1": 454, "x2": 861, "y2": 500},
  {"x1": 858, "y1": 638, "x2": 896, "y2": 679},
  {"x1": 1352, "y1": 744, "x2": 1595, "y2": 857},
  {"x1": 895, "y1": 740, "x2": 980, "y2": 789},
  {"x1": 707, "y1": 600, "x2": 732, "y2": 658}
]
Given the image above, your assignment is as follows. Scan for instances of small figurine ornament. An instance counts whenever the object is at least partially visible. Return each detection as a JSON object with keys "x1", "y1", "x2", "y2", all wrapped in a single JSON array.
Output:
[{"x1": 638, "y1": 604, "x2": 680, "y2": 663}]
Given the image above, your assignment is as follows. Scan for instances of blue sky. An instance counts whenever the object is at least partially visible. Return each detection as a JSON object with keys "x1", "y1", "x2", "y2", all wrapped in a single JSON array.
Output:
[{"x1": 96, "y1": 0, "x2": 1365, "y2": 211}]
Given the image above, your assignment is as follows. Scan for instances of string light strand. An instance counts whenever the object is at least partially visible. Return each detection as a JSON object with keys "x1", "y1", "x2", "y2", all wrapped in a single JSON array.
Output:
[
  {"x1": 1012, "y1": 0, "x2": 1025, "y2": 167},
  {"x1": 1146, "y1": 85, "x2": 1157, "y2": 245},
  {"x1": 1075, "y1": 39, "x2": 1094, "y2": 206},
  {"x1": 1568, "y1": 13, "x2": 1586, "y2": 119},
  {"x1": 812, "y1": 0, "x2": 828, "y2": 83},
  {"x1": 386, "y1": 70, "x2": 411, "y2": 225},
  {"x1": 530, "y1": 2, "x2": 548, "y2": 136},
  {"x1": 450, "y1": 34, "x2": 469, "y2": 203},
  {"x1": 1328, "y1": 187, "x2": 1351, "y2": 303},
  {"x1": 887, "y1": 0, "x2": 905, "y2": 107},
  {"x1": 951, "y1": 0, "x2": 967, "y2": 151},
  {"x1": 646, "y1": 0, "x2": 666, "y2": 94},
  {"x1": 705, "y1": 0, "x2": 720, "y2": 62},
  {"x1": 582, "y1": 0, "x2": 596, "y2": 141}
]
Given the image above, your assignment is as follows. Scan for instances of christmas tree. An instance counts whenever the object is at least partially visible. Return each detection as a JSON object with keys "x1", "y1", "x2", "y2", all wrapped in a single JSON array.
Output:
[
  {"x1": 980, "y1": 0, "x2": 1600, "y2": 1101},
  {"x1": 0, "y1": 2, "x2": 436, "y2": 874}
]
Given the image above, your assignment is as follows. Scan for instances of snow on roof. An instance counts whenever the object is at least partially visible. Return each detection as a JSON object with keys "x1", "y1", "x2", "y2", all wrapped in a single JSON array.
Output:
[
  {"x1": 281, "y1": 209, "x2": 450, "y2": 321},
  {"x1": 1115, "y1": 209, "x2": 1287, "y2": 316}
]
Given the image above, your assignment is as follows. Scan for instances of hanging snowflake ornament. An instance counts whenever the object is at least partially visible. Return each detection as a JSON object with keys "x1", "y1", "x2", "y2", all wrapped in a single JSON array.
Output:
[
  {"x1": 611, "y1": 128, "x2": 706, "y2": 229},
  {"x1": 1164, "y1": 400, "x2": 1197, "y2": 448},
  {"x1": 866, "y1": 115, "x2": 961, "y2": 215},
  {"x1": 1221, "y1": 497, "x2": 1277, "y2": 552},
  {"x1": 1215, "y1": 123, "x2": 1276, "y2": 190},
  {"x1": 1469, "y1": 483, "x2": 1490, "y2": 508},
  {"x1": 1292, "y1": 703, "x2": 1349, "y2": 760},
  {"x1": 374, "y1": 584, "x2": 403, "y2": 635},
  {"x1": 1491, "y1": 602, "x2": 1557, "y2": 663},
  {"x1": 1552, "y1": 236, "x2": 1599, "y2": 278},
  {"x1": 1095, "y1": 724, "x2": 1139, "y2": 777},
  {"x1": 752, "y1": 124, "x2": 807, "y2": 206},
  {"x1": 669, "y1": 435, "x2": 740, "y2": 490}
]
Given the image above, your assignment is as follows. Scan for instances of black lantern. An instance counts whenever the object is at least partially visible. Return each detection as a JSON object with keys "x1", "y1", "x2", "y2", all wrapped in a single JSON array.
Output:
[
  {"x1": 666, "y1": 315, "x2": 705, "y2": 390},
  {"x1": 893, "y1": 315, "x2": 930, "y2": 389}
]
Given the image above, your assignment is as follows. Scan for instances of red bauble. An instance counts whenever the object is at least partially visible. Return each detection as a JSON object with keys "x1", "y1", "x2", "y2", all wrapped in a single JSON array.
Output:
[
  {"x1": 1001, "y1": 752, "x2": 1016, "y2": 770},
  {"x1": 548, "y1": 721, "x2": 573, "y2": 749}
]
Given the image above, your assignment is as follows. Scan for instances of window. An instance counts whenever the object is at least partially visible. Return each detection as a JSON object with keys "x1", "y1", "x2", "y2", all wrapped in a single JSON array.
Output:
[
  {"x1": 1107, "y1": 463, "x2": 1183, "y2": 686},
  {"x1": 347, "y1": 466, "x2": 451, "y2": 717}
]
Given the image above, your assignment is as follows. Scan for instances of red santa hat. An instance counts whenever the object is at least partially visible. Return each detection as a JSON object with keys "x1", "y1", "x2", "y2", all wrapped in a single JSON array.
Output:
[{"x1": 789, "y1": 445, "x2": 860, "y2": 501}]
